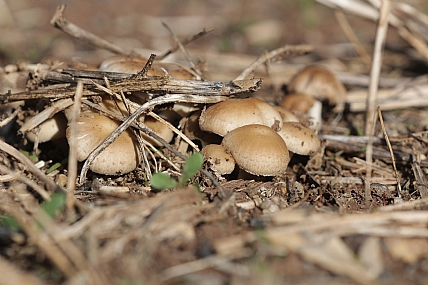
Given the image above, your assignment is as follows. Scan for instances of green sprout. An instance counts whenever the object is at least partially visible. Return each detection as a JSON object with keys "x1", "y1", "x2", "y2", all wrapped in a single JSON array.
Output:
[{"x1": 150, "y1": 152, "x2": 203, "y2": 190}]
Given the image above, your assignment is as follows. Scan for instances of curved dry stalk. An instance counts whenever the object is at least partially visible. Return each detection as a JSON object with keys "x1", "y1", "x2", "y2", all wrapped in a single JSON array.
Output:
[{"x1": 234, "y1": 44, "x2": 314, "y2": 81}]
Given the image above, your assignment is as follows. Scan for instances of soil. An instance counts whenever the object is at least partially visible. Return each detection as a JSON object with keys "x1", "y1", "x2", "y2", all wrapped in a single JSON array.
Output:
[{"x1": 2, "y1": 1, "x2": 428, "y2": 285}]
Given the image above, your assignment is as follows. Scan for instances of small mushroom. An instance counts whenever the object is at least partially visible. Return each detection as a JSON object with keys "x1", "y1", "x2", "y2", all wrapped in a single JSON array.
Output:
[
  {"x1": 273, "y1": 106, "x2": 300, "y2": 123},
  {"x1": 199, "y1": 98, "x2": 283, "y2": 136},
  {"x1": 281, "y1": 93, "x2": 314, "y2": 114},
  {"x1": 66, "y1": 111, "x2": 142, "y2": 175},
  {"x1": 287, "y1": 65, "x2": 346, "y2": 106},
  {"x1": 142, "y1": 116, "x2": 174, "y2": 147},
  {"x1": 277, "y1": 122, "x2": 320, "y2": 156},
  {"x1": 201, "y1": 144, "x2": 236, "y2": 175},
  {"x1": 25, "y1": 112, "x2": 67, "y2": 143},
  {"x1": 221, "y1": 124, "x2": 289, "y2": 176}
]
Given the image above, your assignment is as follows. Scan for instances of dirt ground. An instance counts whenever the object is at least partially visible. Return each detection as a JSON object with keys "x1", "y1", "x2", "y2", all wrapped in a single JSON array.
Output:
[{"x1": 2, "y1": 0, "x2": 428, "y2": 285}]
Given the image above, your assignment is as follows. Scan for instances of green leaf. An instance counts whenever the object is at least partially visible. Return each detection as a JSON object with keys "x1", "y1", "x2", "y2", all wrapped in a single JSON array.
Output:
[
  {"x1": 46, "y1": 162, "x2": 62, "y2": 174},
  {"x1": 179, "y1": 152, "x2": 203, "y2": 185},
  {"x1": 42, "y1": 191, "x2": 66, "y2": 218},
  {"x1": 1, "y1": 215, "x2": 21, "y2": 231},
  {"x1": 151, "y1": 173, "x2": 177, "y2": 190}
]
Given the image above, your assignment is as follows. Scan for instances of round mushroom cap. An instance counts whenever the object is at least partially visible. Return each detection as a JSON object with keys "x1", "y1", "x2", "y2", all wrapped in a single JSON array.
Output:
[
  {"x1": 142, "y1": 116, "x2": 174, "y2": 147},
  {"x1": 281, "y1": 93, "x2": 314, "y2": 113},
  {"x1": 201, "y1": 144, "x2": 236, "y2": 175},
  {"x1": 222, "y1": 124, "x2": 289, "y2": 176},
  {"x1": 288, "y1": 65, "x2": 346, "y2": 105},
  {"x1": 277, "y1": 122, "x2": 320, "y2": 156},
  {"x1": 66, "y1": 111, "x2": 142, "y2": 175},
  {"x1": 273, "y1": 106, "x2": 300, "y2": 123},
  {"x1": 199, "y1": 98, "x2": 283, "y2": 136},
  {"x1": 26, "y1": 113, "x2": 67, "y2": 143}
]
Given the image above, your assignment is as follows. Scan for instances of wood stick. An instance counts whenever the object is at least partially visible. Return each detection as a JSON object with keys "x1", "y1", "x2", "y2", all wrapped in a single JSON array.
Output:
[{"x1": 50, "y1": 4, "x2": 137, "y2": 57}]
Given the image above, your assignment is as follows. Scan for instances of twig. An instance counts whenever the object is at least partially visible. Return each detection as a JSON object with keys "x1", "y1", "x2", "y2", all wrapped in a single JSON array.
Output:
[
  {"x1": 377, "y1": 106, "x2": 401, "y2": 197},
  {"x1": 158, "y1": 27, "x2": 214, "y2": 60},
  {"x1": 0, "y1": 255, "x2": 45, "y2": 285},
  {"x1": 234, "y1": 44, "x2": 314, "y2": 81},
  {"x1": 0, "y1": 140, "x2": 57, "y2": 195},
  {"x1": 0, "y1": 106, "x2": 20, "y2": 128},
  {"x1": 133, "y1": 54, "x2": 156, "y2": 80},
  {"x1": 67, "y1": 81, "x2": 83, "y2": 209},
  {"x1": 364, "y1": 0, "x2": 391, "y2": 207},
  {"x1": 161, "y1": 20, "x2": 205, "y2": 80},
  {"x1": 50, "y1": 4, "x2": 137, "y2": 57}
]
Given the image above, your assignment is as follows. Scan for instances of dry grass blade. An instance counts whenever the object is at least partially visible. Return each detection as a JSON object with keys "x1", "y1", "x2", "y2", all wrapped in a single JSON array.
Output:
[
  {"x1": 365, "y1": 0, "x2": 391, "y2": 207},
  {"x1": 234, "y1": 44, "x2": 313, "y2": 81},
  {"x1": 66, "y1": 81, "x2": 83, "y2": 209},
  {"x1": 0, "y1": 140, "x2": 56, "y2": 197}
]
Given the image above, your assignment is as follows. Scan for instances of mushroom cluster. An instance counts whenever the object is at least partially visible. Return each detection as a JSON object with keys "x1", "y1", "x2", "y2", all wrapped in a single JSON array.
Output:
[{"x1": 198, "y1": 97, "x2": 320, "y2": 177}]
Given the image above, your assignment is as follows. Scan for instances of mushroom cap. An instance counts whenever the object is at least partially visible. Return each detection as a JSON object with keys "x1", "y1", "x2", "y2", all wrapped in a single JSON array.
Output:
[
  {"x1": 281, "y1": 93, "x2": 314, "y2": 113},
  {"x1": 201, "y1": 144, "x2": 236, "y2": 175},
  {"x1": 288, "y1": 65, "x2": 346, "y2": 105},
  {"x1": 66, "y1": 111, "x2": 141, "y2": 175},
  {"x1": 142, "y1": 116, "x2": 174, "y2": 147},
  {"x1": 222, "y1": 124, "x2": 289, "y2": 176},
  {"x1": 277, "y1": 122, "x2": 320, "y2": 155},
  {"x1": 273, "y1": 106, "x2": 300, "y2": 123},
  {"x1": 26, "y1": 113, "x2": 67, "y2": 143},
  {"x1": 183, "y1": 111, "x2": 222, "y2": 146},
  {"x1": 199, "y1": 98, "x2": 283, "y2": 136}
]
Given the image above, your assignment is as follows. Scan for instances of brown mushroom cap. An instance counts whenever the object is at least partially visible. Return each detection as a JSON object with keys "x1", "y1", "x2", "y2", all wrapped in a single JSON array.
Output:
[
  {"x1": 288, "y1": 65, "x2": 346, "y2": 105},
  {"x1": 281, "y1": 93, "x2": 315, "y2": 113},
  {"x1": 221, "y1": 124, "x2": 289, "y2": 176},
  {"x1": 142, "y1": 116, "x2": 174, "y2": 147},
  {"x1": 199, "y1": 98, "x2": 283, "y2": 136},
  {"x1": 277, "y1": 122, "x2": 320, "y2": 156},
  {"x1": 201, "y1": 144, "x2": 236, "y2": 175},
  {"x1": 67, "y1": 111, "x2": 141, "y2": 175}
]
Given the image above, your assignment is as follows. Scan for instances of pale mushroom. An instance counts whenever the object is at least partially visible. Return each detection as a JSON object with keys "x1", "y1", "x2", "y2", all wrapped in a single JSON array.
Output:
[
  {"x1": 199, "y1": 98, "x2": 282, "y2": 136},
  {"x1": 66, "y1": 111, "x2": 142, "y2": 175},
  {"x1": 273, "y1": 106, "x2": 300, "y2": 123},
  {"x1": 277, "y1": 122, "x2": 320, "y2": 156},
  {"x1": 201, "y1": 144, "x2": 236, "y2": 175},
  {"x1": 221, "y1": 124, "x2": 289, "y2": 176},
  {"x1": 25, "y1": 112, "x2": 67, "y2": 143},
  {"x1": 142, "y1": 116, "x2": 174, "y2": 147}
]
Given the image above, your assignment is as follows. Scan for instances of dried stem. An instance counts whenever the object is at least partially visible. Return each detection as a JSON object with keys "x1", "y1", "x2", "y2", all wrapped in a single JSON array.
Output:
[
  {"x1": 234, "y1": 44, "x2": 314, "y2": 81},
  {"x1": 66, "y1": 81, "x2": 83, "y2": 209},
  {"x1": 364, "y1": 0, "x2": 391, "y2": 207},
  {"x1": 50, "y1": 4, "x2": 137, "y2": 57}
]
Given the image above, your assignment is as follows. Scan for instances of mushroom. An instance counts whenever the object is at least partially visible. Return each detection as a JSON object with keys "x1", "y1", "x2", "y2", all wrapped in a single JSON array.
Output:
[
  {"x1": 287, "y1": 65, "x2": 346, "y2": 106},
  {"x1": 221, "y1": 124, "x2": 289, "y2": 176},
  {"x1": 273, "y1": 106, "x2": 300, "y2": 123},
  {"x1": 142, "y1": 116, "x2": 174, "y2": 147},
  {"x1": 201, "y1": 144, "x2": 236, "y2": 175},
  {"x1": 281, "y1": 93, "x2": 314, "y2": 114},
  {"x1": 66, "y1": 111, "x2": 142, "y2": 175},
  {"x1": 199, "y1": 98, "x2": 283, "y2": 136},
  {"x1": 287, "y1": 65, "x2": 347, "y2": 129},
  {"x1": 25, "y1": 112, "x2": 67, "y2": 143},
  {"x1": 183, "y1": 111, "x2": 222, "y2": 146},
  {"x1": 277, "y1": 122, "x2": 320, "y2": 156}
]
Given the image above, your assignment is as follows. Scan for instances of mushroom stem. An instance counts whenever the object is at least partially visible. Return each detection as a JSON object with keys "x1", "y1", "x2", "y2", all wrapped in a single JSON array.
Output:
[{"x1": 306, "y1": 99, "x2": 322, "y2": 131}]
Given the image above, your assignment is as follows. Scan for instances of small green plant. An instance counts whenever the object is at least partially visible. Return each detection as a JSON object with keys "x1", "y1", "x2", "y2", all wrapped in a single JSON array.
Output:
[{"x1": 150, "y1": 152, "x2": 203, "y2": 190}]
